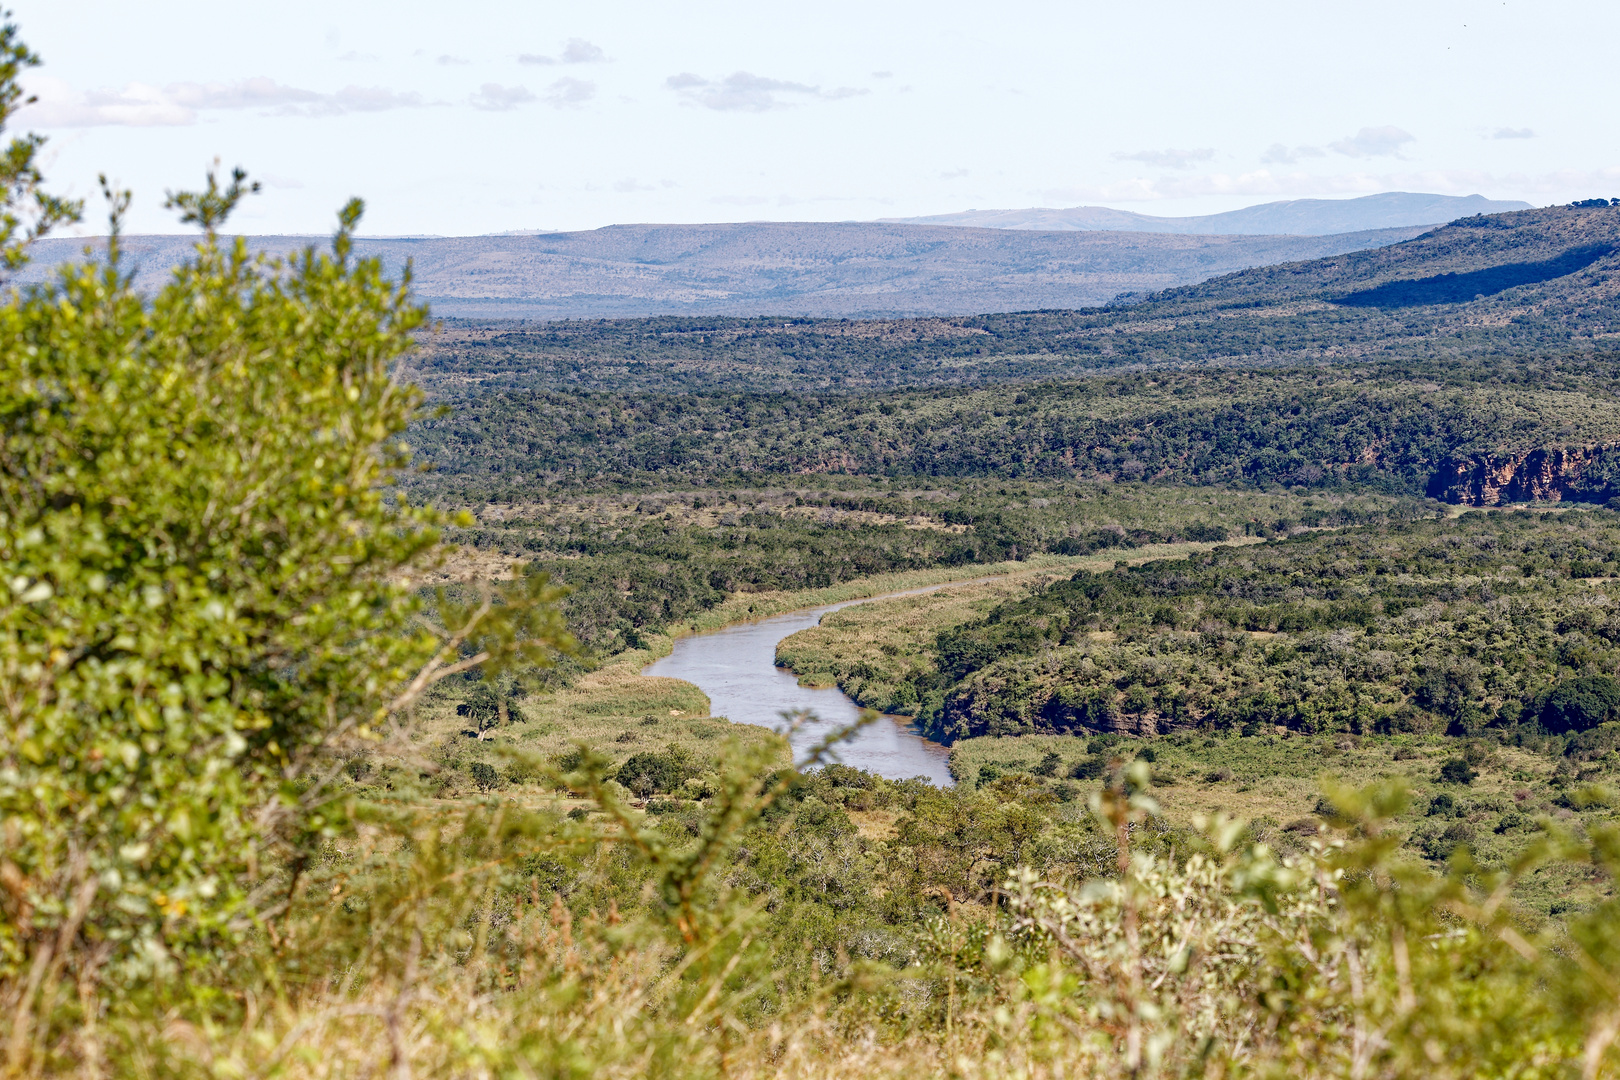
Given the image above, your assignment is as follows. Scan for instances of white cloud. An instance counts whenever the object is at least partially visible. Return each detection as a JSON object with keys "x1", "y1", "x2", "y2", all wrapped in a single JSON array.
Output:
[
  {"x1": 1112, "y1": 147, "x2": 1215, "y2": 170},
  {"x1": 315, "y1": 86, "x2": 425, "y2": 114},
  {"x1": 17, "y1": 75, "x2": 425, "y2": 127},
  {"x1": 470, "y1": 83, "x2": 537, "y2": 111},
  {"x1": 613, "y1": 177, "x2": 654, "y2": 192},
  {"x1": 1260, "y1": 143, "x2": 1325, "y2": 165},
  {"x1": 519, "y1": 39, "x2": 607, "y2": 66},
  {"x1": 665, "y1": 71, "x2": 862, "y2": 112},
  {"x1": 168, "y1": 78, "x2": 325, "y2": 110},
  {"x1": 1493, "y1": 127, "x2": 1535, "y2": 140},
  {"x1": 437, "y1": 54, "x2": 470, "y2": 66},
  {"x1": 560, "y1": 39, "x2": 606, "y2": 64},
  {"x1": 1329, "y1": 125, "x2": 1414, "y2": 158},
  {"x1": 544, "y1": 78, "x2": 595, "y2": 107}
]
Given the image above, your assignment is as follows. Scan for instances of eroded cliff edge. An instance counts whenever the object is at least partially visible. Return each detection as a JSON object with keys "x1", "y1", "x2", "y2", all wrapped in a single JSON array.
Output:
[{"x1": 1427, "y1": 445, "x2": 1620, "y2": 505}]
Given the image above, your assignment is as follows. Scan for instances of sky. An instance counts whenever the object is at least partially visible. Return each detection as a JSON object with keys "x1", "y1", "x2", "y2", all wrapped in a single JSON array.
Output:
[{"x1": 14, "y1": 0, "x2": 1620, "y2": 237}]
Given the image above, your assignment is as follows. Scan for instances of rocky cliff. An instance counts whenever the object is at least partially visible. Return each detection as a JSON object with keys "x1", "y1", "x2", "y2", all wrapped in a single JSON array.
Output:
[{"x1": 1426, "y1": 445, "x2": 1620, "y2": 505}]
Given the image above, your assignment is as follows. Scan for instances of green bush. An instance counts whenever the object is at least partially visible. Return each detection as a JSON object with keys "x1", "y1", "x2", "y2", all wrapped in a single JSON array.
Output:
[
  {"x1": 616, "y1": 747, "x2": 698, "y2": 796},
  {"x1": 1440, "y1": 758, "x2": 1479, "y2": 785},
  {"x1": 0, "y1": 120, "x2": 572, "y2": 1053},
  {"x1": 1540, "y1": 674, "x2": 1620, "y2": 733},
  {"x1": 469, "y1": 761, "x2": 500, "y2": 792}
]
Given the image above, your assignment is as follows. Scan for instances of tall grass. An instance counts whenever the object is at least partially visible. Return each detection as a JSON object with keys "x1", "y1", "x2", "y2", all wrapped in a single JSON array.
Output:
[{"x1": 11, "y1": 739, "x2": 1620, "y2": 1079}]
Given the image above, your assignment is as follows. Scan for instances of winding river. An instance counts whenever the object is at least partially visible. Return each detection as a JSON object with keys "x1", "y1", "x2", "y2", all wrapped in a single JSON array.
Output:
[{"x1": 642, "y1": 589, "x2": 958, "y2": 786}]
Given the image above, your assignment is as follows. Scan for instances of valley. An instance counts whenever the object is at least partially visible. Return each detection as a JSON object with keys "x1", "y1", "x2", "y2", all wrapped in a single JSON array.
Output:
[
  {"x1": 13, "y1": 0, "x2": 1620, "y2": 1062},
  {"x1": 19, "y1": 187, "x2": 1620, "y2": 1076},
  {"x1": 398, "y1": 201, "x2": 1620, "y2": 926}
]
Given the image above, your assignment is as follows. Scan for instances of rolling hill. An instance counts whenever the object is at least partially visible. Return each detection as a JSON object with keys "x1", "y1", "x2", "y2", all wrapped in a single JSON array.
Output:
[
  {"x1": 399, "y1": 203, "x2": 1620, "y2": 507},
  {"x1": 881, "y1": 192, "x2": 1533, "y2": 235},
  {"x1": 404, "y1": 203, "x2": 1620, "y2": 398},
  {"x1": 16, "y1": 221, "x2": 1427, "y2": 321}
]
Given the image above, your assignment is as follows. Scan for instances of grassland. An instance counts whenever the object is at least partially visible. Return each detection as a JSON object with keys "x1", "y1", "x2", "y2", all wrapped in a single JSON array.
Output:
[{"x1": 946, "y1": 729, "x2": 1611, "y2": 919}]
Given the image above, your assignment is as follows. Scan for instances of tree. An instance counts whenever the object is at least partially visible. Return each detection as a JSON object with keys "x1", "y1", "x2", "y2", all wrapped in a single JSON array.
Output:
[
  {"x1": 1439, "y1": 758, "x2": 1477, "y2": 785},
  {"x1": 0, "y1": 17, "x2": 79, "y2": 267},
  {"x1": 456, "y1": 681, "x2": 528, "y2": 733},
  {"x1": 0, "y1": 168, "x2": 573, "y2": 1007},
  {"x1": 1540, "y1": 674, "x2": 1620, "y2": 734}
]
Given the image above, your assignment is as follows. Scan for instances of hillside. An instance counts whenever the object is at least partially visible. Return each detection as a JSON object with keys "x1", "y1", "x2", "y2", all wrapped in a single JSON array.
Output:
[
  {"x1": 882, "y1": 192, "x2": 1532, "y2": 235},
  {"x1": 16, "y1": 221, "x2": 1425, "y2": 320},
  {"x1": 402, "y1": 359, "x2": 1620, "y2": 507},
  {"x1": 400, "y1": 204, "x2": 1620, "y2": 508},
  {"x1": 405, "y1": 203, "x2": 1620, "y2": 398}
]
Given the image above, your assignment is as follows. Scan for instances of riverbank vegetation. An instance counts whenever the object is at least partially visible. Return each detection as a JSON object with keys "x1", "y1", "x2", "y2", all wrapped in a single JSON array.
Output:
[
  {"x1": 439, "y1": 481, "x2": 1427, "y2": 655},
  {"x1": 912, "y1": 507, "x2": 1620, "y2": 744}
]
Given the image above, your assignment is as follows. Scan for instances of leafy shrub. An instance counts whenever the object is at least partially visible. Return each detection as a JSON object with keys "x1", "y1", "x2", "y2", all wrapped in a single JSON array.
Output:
[
  {"x1": 0, "y1": 81, "x2": 575, "y2": 1046},
  {"x1": 1495, "y1": 810, "x2": 1529, "y2": 833},
  {"x1": 1440, "y1": 758, "x2": 1478, "y2": 784},
  {"x1": 616, "y1": 747, "x2": 698, "y2": 796},
  {"x1": 1540, "y1": 674, "x2": 1620, "y2": 733},
  {"x1": 469, "y1": 761, "x2": 500, "y2": 792},
  {"x1": 0, "y1": 196, "x2": 455, "y2": 978},
  {"x1": 1068, "y1": 756, "x2": 1106, "y2": 780}
]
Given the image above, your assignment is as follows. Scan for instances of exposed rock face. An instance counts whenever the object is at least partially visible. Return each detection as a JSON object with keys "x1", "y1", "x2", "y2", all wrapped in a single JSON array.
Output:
[{"x1": 1426, "y1": 445, "x2": 1620, "y2": 506}]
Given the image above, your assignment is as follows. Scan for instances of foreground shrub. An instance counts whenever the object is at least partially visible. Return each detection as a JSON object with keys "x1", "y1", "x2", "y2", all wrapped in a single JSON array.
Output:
[{"x1": 0, "y1": 164, "x2": 571, "y2": 1067}]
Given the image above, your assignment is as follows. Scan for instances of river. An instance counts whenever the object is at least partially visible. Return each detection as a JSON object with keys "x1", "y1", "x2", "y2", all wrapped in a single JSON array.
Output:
[{"x1": 641, "y1": 589, "x2": 958, "y2": 786}]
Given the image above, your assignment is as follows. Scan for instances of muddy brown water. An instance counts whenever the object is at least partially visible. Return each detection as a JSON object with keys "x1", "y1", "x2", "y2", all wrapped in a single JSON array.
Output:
[{"x1": 641, "y1": 586, "x2": 969, "y2": 786}]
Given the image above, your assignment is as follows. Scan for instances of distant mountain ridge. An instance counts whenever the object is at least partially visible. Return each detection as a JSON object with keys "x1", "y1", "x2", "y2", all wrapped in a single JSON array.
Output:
[
  {"x1": 881, "y1": 192, "x2": 1532, "y2": 236},
  {"x1": 18, "y1": 221, "x2": 1428, "y2": 321},
  {"x1": 397, "y1": 203, "x2": 1620, "y2": 400}
]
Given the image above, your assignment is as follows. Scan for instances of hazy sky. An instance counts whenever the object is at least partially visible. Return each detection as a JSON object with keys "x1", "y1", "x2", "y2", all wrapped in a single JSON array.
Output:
[{"x1": 16, "y1": 0, "x2": 1620, "y2": 236}]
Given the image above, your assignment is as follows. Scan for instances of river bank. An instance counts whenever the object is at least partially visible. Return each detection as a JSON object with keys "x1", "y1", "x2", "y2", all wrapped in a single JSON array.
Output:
[{"x1": 447, "y1": 536, "x2": 1263, "y2": 780}]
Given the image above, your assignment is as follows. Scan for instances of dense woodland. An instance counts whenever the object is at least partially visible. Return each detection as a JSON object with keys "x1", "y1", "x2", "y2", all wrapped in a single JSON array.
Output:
[
  {"x1": 407, "y1": 357, "x2": 1620, "y2": 499},
  {"x1": 442, "y1": 482, "x2": 1421, "y2": 653},
  {"x1": 907, "y1": 509, "x2": 1620, "y2": 744}
]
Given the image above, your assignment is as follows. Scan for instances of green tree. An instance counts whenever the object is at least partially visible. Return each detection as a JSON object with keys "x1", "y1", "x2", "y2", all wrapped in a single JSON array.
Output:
[
  {"x1": 1541, "y1": 674, "x2": 1620, "y2": 734},
  {"x1": 0, "y1": 16, "x2": 79, "y2": 267},
  {"x1": 0, "y1": 169, "x2": 573, "y2": 1026},
  {"x1": 1439, "y1": 757, "x2": 1478, "y2": 785}
]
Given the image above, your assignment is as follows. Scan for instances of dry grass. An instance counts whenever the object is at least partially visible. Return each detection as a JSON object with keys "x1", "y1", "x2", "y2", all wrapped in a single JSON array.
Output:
[{"x1": 949, "y1": 732, "x2": 1547, "y2": 821}]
